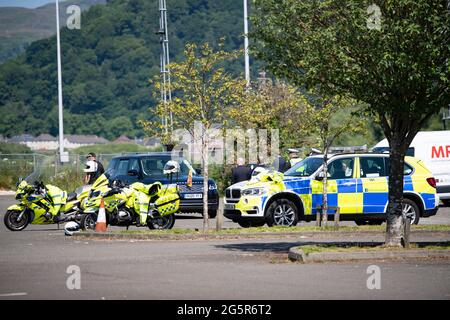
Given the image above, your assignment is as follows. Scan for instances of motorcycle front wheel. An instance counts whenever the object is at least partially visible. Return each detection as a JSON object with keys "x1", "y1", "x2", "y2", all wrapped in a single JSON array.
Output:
[
  {"x1": 148, "y1": 214, "x2": 175, "y2": 230},
  {"x1": 4, "y1": 210, "x2": 29, "y2": 231},
  {"x1": 80, "y1": 213, "x2": 97, "y2": 231}
]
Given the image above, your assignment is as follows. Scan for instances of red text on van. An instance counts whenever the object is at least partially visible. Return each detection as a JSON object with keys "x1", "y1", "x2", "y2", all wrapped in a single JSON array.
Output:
[{"x1": 431, "y1": 145, "x2": 450, "y2": 158}]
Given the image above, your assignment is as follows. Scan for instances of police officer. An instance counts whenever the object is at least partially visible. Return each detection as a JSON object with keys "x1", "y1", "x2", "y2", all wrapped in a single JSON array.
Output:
[
  {"x1": 231, "y1": 157, "x2": 253, "y2": 184},
  {"x1": 288, "y1": 148, "x2": 302, "y2": 167},
  {"x1": 84, "y1": 152, "x2": 104, "y2": 184},
  {"x1": 272, "y1": 154, "x2": 291, "y2": 172}
]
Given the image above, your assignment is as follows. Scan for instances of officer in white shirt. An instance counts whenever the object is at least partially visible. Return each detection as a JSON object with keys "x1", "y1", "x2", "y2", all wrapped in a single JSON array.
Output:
[{"x1": 288, "y1": 148, "x2": 302, "y2": 167}]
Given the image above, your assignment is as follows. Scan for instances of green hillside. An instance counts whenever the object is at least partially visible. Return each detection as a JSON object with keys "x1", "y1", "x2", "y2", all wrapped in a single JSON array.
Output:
[
  {"x1": 0, "y1": 0, "x2": 249, "y2": 140},
  {"x1": 0, "y1": 0, "x2": 106, "y2": 63}
]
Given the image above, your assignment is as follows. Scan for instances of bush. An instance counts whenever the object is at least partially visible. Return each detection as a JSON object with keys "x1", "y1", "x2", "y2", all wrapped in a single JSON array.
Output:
[
  {"x1": 0, "y1": 142, "x2": 32, "y2": 154},
  {"x1": 209, "y1": 164, "x2": 233, "y2": 196}
]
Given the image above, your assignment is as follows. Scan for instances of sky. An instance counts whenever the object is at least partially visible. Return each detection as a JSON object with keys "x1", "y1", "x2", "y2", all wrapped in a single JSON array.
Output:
[{"x1": 0, "y1": 0, "x2": 52, "y2": 8}]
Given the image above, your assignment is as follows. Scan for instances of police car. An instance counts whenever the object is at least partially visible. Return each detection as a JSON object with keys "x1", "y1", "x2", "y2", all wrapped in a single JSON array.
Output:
[{"x1": 224, "y1": 153, "x2": 439, "y2": 227}]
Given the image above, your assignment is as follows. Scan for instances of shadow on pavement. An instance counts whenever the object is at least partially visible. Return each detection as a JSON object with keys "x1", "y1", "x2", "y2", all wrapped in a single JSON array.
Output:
[
  {"x1": 216, "y1": 240, "x2": 450, "y2": 255},
  {"x1": 175, "y1": 214, "x2": 203, "y2": 219},
  {"x1": 215, "y1": 242, "x2": 307, "y2": 253}
]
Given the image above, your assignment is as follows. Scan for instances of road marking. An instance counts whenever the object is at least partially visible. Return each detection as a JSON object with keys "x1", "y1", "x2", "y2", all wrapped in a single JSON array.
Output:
[{"x1": 0, "y1": 292, "x2": 28, "y2": 297}]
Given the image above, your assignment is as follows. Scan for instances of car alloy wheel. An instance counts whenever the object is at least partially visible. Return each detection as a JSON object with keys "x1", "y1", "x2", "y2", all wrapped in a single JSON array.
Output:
[{"x1": 273, "y1": 203, "x2": 296, "y2": 226}]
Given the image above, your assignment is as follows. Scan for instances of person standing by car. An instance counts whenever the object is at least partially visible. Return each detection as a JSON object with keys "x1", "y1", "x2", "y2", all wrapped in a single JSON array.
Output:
[
  {"x1": 288, "y1": 148, "x2": 302, "y2": 167},
  {"x1": 231, "y1": 157, "x2": 252, "y2": 184},
  {"x1": 84, "y1": 152, "x2": 104, "y2": 184},
  {"x1": 273, "y1": 154, "x2": 291, "y2": 172}
]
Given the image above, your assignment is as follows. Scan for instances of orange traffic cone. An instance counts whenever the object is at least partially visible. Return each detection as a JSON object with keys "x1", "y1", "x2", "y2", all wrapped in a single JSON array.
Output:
[
  {"x1": 95, "y1": 198, "x2": 107, "y2": 232},
  {"x1": 187, "y1": 169, "x2": 193, "y2": 188}
]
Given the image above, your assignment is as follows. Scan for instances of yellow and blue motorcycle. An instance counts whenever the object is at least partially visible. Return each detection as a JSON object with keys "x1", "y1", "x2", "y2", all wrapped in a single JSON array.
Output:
[
  {"x1": 4, "y1": 179, "x2": 91, "y2": 231},
  {"x1": 80, "y1": 174, "x2": 180, "y2": 230}
]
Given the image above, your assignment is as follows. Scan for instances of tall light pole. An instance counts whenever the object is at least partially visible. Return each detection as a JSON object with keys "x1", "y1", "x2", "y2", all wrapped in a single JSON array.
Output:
[
  {"x1": 56, "y1": 0, "x2": 67, "y2": 163},
  {"x1": 243, "y1": 0, "x2": 250, "y2": 87},
  {"x1": 157, "y1": 0, "x2": 172, "y2": 135}
]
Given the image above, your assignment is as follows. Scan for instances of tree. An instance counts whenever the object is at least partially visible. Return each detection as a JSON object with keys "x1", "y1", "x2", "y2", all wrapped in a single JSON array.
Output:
[
  {"x1": 142, "y1": 42, "x2": 246, "y2": 232},
  {"x1": 307, "y1": 95, "x2": 364, "y2": 226},
  {"x1": 227, "y1": 77, "x2": 314, "y2": 153},
  {"x1": 252, "y1": 0, "x2": 450, "y2": 246}
]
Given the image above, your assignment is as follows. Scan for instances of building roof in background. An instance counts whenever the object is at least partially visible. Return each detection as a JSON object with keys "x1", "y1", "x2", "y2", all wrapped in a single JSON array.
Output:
[
  {"x1": 9, "y1": 134, "x2": 36, "y2": 142},
  {"x1": 64, "y1": 134, "x2": 109, "y2": 144},
  {"x1": 8, "y1": 134, "x2": 109, "y2": 144},
  {"x1": 35, "y1": 133, "x2": 57, "y2": 141},
  {"x1": 113, "y1": 135, "x2": 132, "y2": 143}
]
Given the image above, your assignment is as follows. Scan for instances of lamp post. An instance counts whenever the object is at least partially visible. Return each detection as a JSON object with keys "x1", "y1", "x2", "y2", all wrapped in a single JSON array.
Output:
[
  {"x1": 243, "y1": 0, "x2": 250, "y2": 88},
  {"x1": 56, "y1": 0, "x2": 68, "y2": 163}
]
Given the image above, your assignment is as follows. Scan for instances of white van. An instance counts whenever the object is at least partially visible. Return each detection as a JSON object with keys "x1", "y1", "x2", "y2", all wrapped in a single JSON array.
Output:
[{"x1": 372, "y1": 130, "x2": 450, "y2": 206}]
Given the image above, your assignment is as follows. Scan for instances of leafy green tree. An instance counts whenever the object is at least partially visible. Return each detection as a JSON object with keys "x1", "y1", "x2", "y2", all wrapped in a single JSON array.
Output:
[
  {"x1": 307, "y1": 95, "x2": 364, "y2": 226},
  {"x1": 252, "y1": 0, "x2": 450, "y2": 246},
  {"x1": 142, "y1": 42, "x2": 246, "y2": 232},
  {"x1": 227, "y1": 79, "x2": 314, "y2": 153}
]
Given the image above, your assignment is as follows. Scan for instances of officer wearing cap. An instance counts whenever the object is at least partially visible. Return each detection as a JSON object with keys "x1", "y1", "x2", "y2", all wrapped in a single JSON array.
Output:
[
  {"x1": 84, "y1": 152, "x2": 105, "y2": 184},
  {"x1": 288, "y1": 148, "x2": 302, "y2": 167}
]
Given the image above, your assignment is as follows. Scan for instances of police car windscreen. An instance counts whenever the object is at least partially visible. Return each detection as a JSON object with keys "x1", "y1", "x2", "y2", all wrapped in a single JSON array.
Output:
[{"x1": 284, "y1": 157, "x2": 323, "y2": 177}]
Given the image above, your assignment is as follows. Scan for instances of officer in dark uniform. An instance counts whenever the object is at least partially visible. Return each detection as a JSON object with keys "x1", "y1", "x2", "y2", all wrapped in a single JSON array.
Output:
[
  {"x1": 231, "y1": 157, "x2": 252, "y2": 184},
  {"x1": 84, "y1": 152, "x2": 105, "y2": 184}
]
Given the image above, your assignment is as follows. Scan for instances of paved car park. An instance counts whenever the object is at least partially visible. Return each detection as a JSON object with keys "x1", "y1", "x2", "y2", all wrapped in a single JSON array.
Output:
[{"x1": 0, "y1": 195, "x2": 449, "y2": 300}]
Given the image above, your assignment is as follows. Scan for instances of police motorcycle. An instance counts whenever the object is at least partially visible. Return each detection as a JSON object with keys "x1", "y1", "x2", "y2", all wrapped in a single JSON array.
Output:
[
  {"x1": 80, "y1": 161, "x2": 181, "y2": 230},
  {"x1": 3, "y1": 170, "x2": 91, "y2": 231}
]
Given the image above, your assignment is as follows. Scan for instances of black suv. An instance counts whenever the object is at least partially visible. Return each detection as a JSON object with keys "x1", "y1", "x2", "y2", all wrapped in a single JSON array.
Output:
[{"x1": 105, "y1": 152, "x2": 219, "y2": 217}]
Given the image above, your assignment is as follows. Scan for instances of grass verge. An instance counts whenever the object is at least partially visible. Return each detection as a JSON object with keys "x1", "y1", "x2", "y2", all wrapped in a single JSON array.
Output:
[
  {"x1": 298, "y1": 243, "x2": 450, "y2": 255},
  {"x1": 113, "y1": 224, "x2": 450, "y2": 235}
]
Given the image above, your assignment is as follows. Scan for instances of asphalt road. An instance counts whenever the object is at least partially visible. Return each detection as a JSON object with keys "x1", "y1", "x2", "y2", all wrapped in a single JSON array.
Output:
[{"x1": 0, "y1": 195, "x2": 449, "y2": 300}]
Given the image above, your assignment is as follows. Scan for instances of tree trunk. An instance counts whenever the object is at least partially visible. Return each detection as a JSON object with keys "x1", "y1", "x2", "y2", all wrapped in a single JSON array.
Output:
[
  {"x1": 385, "y1": 135, "x2": 406, "y2": 247},
  {"x1": 202, "y1": 138, "x2": 209, "y2": 233},
  {"x1": 321, "y1": 149, "x2": 328, "y2": 227}
]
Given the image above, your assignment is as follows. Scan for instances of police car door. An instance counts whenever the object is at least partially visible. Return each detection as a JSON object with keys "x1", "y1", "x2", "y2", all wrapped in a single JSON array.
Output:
[
  {"x1": 358, "y1": 156, "x2": 388, "y2": 214},
  {"x1": 326, "y1": 157, "x2": 359, "y2": 214}
]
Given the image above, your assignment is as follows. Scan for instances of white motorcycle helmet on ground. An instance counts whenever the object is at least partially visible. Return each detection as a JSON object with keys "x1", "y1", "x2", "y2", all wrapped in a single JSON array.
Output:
[
  {"x1": 84, "y1": 160, "x2": 98, "y2": 173},
  {"x1": 64, "y1": 221, "x2": 81, "y2": 236}
]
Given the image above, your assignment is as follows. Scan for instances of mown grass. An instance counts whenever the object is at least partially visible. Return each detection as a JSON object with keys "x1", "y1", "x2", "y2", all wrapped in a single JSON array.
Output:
[
  {"x1": 298, "y1": 243, "x2": 450, "y2": 255},
  {"x1": 112, "y1": 224, "x2": 450, "y2": 235}
]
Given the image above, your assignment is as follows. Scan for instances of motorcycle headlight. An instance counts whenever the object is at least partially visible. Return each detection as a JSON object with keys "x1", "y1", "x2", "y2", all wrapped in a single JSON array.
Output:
[{"x1": 242, "y1": 187, "x2": 268, "y2": 196}]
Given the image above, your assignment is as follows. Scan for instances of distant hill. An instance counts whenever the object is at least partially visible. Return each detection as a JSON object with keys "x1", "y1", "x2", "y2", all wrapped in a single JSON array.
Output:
[
  {"x1": 0, "y1": 0, "x2": 106, "y2": 63},
  {"x1": 0, "y1": 0, "x2": 250, "y2": 140}
]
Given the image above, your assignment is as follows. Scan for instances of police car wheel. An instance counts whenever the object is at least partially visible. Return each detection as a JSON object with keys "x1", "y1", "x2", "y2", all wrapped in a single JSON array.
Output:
[
  {"x1": 402, "y1": 199, "x2": 420, "y2": 225},
  {"x1": 266, "y1": 199, "x2": 298, "y2": 227},
  {"x1": 442, "y1": 200, "x2": 450, "y2": 207}
]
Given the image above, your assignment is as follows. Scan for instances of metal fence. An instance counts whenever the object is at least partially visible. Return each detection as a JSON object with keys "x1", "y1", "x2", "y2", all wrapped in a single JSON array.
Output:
[{"x1": 0, "y1": 153, "x2": 120, "y2": 190}]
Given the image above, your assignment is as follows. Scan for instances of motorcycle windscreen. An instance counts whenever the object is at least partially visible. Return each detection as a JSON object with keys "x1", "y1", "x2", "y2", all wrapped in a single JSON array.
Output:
[{"x1": 91, "y1": 174, "x2": 109, "y2": 190}]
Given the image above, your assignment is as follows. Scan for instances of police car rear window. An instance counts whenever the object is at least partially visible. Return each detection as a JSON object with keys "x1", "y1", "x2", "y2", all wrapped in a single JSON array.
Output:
[
  {"x1": 360, "y1": 157, "x2": 386, "y2": 178},
  {"x1": 367, "y1": 157, "x2": 414, "y2": 176}
]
